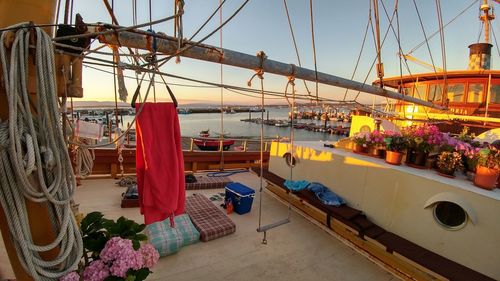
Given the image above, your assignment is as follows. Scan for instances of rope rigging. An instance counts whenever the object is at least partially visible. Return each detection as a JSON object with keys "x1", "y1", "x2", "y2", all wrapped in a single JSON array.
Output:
[
  {"x1": 343, "y1": 0, "x2": 373, "y2": 102},
  {"x1": 251, "y1": 52, "x2": 293, "y2": 245},
  {"x1": 0, "y1": 24, "x2": 82, "y2": 279},
  {"x1": 283, "y1": 0, "x2": 312, "y2": 95},
  {"x1": 309, "y1": 0, "x2": 320, "y2": 102}
]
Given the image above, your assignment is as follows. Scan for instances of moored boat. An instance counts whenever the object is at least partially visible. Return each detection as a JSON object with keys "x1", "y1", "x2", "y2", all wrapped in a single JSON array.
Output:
[{"x1": 193, "y1": 138, "x2": 235, "y2": 151}]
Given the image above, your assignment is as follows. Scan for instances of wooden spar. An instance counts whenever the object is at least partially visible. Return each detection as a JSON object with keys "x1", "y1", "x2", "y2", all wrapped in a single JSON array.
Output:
[{"x1": 96, "y1": 29, "x2": 447, "y2": 111}]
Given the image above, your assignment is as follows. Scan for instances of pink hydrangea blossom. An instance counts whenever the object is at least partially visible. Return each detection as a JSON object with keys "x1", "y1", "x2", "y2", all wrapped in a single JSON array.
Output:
[
  {"x1": 139, "y1": 244, "x2": 160, "y2": 268},
  {"x1": 82, "y1": 260, "x2": 109, "y2": 281},
  {"x1": 109, "y1": 250, "x2": 143, "y2": 277},
  {"x1": 100, "y1": 237, "x2": 134, "y2": 263},
  {"x1": 60, "y1": 271, "x2": 80, "y2": 281}
]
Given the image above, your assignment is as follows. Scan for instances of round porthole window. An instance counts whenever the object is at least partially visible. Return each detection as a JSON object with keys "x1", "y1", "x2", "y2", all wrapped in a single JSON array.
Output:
[
  {"x1": 283, "y1": 152, "x2": 296, "y2": 167},
  {"x1": 433, "y1": 201, "x2": 467, "y2": 230}
]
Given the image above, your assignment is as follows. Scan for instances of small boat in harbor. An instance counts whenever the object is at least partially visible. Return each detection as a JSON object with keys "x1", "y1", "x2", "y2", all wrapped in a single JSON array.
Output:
[
  {"x1": 198, "y1": 129, "x2": 210, "y2": 138},
  {"x1": 193, "y1": 138, "x2": 235, "y2": 151}
]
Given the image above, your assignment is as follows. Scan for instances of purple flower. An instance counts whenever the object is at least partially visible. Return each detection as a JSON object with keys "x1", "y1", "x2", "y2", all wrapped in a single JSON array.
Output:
[
  {"x1": 82, "y1": 260, "x2": 109, "y2": 281},
  {"x1": 139, "y1": 244, "x2": 160, "y2": 268},
  {"x1": 60, "y1": 272, "x2": 80, "y2": 281}
]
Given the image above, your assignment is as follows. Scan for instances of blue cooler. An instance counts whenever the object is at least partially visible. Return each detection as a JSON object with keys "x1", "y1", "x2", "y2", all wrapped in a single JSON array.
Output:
[{"x1": 225, "y1": 182, "x2": 255, "y2": 215}]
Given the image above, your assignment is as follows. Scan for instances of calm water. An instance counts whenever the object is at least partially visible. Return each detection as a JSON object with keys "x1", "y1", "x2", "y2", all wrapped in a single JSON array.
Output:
[{"x1": 121, "y1": 107, "x2": 348, "y2": 142}]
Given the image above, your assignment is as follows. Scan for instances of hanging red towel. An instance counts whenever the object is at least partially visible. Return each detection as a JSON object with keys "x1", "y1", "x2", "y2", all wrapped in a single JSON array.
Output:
[{"x1": 136, "y1": 102, "x2": 185, "y2": 225}]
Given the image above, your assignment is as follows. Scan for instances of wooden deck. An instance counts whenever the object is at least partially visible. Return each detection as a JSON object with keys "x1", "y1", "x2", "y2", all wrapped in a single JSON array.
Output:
[{"x1": 0, "y1": 172, "x2": 397, "y2": 281}]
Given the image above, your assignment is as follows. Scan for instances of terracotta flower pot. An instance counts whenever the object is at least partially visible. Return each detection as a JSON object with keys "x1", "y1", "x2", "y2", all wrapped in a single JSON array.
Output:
[
  {"x1": 474, "y1": 165, "x2": 500, "y2": 190},
  {"x1": 367, "y1": 146, "x2": 382, "y2": 158},
  {"x1": 385, "y1": 151, "x2": 403, "y2": 165},
  {"x1": 353, "y1": 144, "x2": 366, "y2": 154}
]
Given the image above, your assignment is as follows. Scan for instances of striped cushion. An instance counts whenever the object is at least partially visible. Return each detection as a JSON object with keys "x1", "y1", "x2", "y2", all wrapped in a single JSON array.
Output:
[
  {"x1": 174, "y1": 214, "x2": 200, "y2": 247},
  {"x1": 186, "y1": 194, "x2": 236, "y2": 242},
  {"x1": 145, "y1": 219, "x2": 183, "y2": 257}
]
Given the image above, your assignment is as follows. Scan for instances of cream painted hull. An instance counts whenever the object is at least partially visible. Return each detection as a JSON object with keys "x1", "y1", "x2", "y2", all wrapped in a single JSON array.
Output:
[{"x1": 269, "y1": 141, "x2": 500, "y2": 280}]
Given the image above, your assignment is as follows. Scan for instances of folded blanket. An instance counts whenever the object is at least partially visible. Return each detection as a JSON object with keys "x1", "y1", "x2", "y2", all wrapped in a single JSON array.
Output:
[
  {"x1": 308, "y1": 182, "x2": 345, "y2": 206},
  {"x1": 284, "y1": 180, "x2": 310, "y2": 191}
]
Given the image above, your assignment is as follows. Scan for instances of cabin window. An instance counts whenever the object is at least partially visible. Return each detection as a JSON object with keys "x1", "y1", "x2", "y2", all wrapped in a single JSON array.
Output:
[
  {"x1": 413, "y1": 84, "x2": 427, "y2": 100},
  {"x1": 428, "y1": 84, "x2": 443, "y2": 102},
  {"x1": 467, "y1": 83, "x2": 484, "y2": 103},
  {"x1": 489, "y1": 84, "x2": 500, "y2": 103},
  {"x1": 447, "y1": 84, "x2": 464, "y2": 102}
]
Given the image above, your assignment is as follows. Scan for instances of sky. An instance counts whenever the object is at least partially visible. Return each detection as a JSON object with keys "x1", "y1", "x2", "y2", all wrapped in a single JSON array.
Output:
[{"x1": 67, "y1": 0, "x2": 500, "y2": 105}]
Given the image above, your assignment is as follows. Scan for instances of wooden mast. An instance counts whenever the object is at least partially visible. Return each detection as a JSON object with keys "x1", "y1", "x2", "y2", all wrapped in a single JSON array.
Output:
[{"x1": 0, "y1": 1, "x2": 59, "y2": 280}]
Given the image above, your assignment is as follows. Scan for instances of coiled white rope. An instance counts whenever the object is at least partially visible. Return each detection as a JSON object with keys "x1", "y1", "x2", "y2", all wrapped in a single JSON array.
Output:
[
  {"x1": 0, "y1": 23, "x2": 83, "y2": 280},
  {"x1": 74, "y1": 138, "x2": 95, "y2": 179}
]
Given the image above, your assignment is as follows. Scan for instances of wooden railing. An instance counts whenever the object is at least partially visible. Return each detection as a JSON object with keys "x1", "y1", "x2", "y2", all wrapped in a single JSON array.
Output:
[{"x1": 91, "y1": 148, "x2": 270, "y2": 178}]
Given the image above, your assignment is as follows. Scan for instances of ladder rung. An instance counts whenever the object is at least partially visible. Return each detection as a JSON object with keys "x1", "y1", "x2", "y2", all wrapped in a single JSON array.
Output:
[{"x1": 257, "y1": 218, "x2": 290, "y2": 233}]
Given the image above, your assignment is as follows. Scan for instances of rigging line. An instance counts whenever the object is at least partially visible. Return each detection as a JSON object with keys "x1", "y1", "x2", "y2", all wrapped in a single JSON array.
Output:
[
  {"x1": 378, "y1": 0, "x2": 400, "y2": 109},
  {"x1": 342, "y1": 0, "x2": 372, "y2": 102},
  {"x1": 146, "y1": 0, "x2": 250, "y2": 68},
  {"x1": 55, "y1": 0, "x2": 62, "y2": 34},
  {"x1": 407, "y1": 0, "x2": 479, "y2": 55},
  {"x1": 395, "y1": 0, "x2": 405, "y2": 119},
  {"x1": 219, "y1": 0, "x2": 225, "y2": 171},
  {"x1": 70, "y1": 0, "x2": 74, "y2": 24},
  {"x1": 436, "y1": 0, "x2": 448, "y2": 105},
  {"x1": 379, "y1": 0, "x2": 431, "y2": 120},
  {"x1": 412, "y1": 0, "x2": 440, "y2": 78},
  {"x1": 490, "y1": 20, "x2": 500, "y2": 56},
  {"x1": 83, "y1": 63, "x2": 217, "y2": 88},
  {"x1": 69, "y1": 72, "x2": 157, "y2": 149},
  {"x1": 189, "y1": 0, "x2": 227, "y2": 41},
  {"x1": 373, "y1": 0, "x2": 384, "y2": 89},
  {"x1": 81, "y1": 60, "x2": 307, "y2": 98},
  {"x1": 309, "y1": 0, "x2": 319, "y2": 101},
  {"x1": 112, "y1": 48, "x2": 121, "y2": 145},
  {"x1": 63, "y1": 0, "x2": 71, "y2": 24},
  {"x1": 79, "y1": 53, "x2": 348, "y2": 103},
  {"x1": 353, "y1": 0, "x2": 397, "y2": 101},
  {"x1": 283, "y1": 0, "x2": 312, "y2": 95},
  {"x1": 225, "y1": 88, "x2": 283, "y2": 100},
  {"x1": 53, "y1": 15, "x2": 182, "y2": 42},
  {"x1": 149, "y1": 0, "x2": 152, "y2": 30},
  {"x1": 477, "y1": 21, "x2": 484, "y2": 43}
]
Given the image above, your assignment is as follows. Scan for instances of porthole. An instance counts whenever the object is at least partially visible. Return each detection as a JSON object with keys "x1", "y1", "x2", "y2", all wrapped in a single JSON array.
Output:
[
  {"x1": 283, "y1": 152, "x2": 296, "y2": 167},
  {"x1": 433, "y1": 201, "x2": 467, "y2": 230}
]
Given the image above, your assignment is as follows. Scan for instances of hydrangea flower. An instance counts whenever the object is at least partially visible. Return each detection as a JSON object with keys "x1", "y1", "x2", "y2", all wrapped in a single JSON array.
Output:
[
  {"x1": 100, "y1": 237, "x2": 134, "y2": 263},
  {"x1": 60, "y1": 271, "x2": 80, "y2": 281},
  {"x1": 139, "y1": 244, "x2": 160, "y2": 268},
  {"x1": 82, "y1": 260, "x2": 109, "y2": 281},
  {"x1": 109, "y1": 250, "x2": 143, "y2": 277}
]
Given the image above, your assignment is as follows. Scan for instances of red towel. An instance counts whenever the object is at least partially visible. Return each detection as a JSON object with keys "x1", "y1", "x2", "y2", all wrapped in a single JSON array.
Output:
[{"x1": 136, "y1": 103, "x2": 185, "y2": 225}]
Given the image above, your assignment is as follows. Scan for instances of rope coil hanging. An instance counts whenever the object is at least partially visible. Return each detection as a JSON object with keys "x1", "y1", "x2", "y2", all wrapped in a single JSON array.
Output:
[{"x1": 0, "y1": 23, "x2": 82, "y2": 279}]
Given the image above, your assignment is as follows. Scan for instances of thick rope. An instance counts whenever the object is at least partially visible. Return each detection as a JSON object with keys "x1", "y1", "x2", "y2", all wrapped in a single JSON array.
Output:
[
  {"x1": 74, "y1": 138, "x2": 95, "y2": 179},
  {"x1": 0, "y1": 24, "x2": 82, "y2": 280}
]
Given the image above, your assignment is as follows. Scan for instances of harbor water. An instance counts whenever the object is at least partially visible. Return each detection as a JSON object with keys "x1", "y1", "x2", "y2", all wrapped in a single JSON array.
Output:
[{"x1": 119, "y1": 107, "x2": 348, "y2": 142}]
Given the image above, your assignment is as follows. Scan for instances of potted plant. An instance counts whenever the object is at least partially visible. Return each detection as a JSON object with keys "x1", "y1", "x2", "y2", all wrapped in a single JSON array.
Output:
[
  {"x1": 383, "y1": 131, "x2": 408, "y2": 165},
  {"x1": 60, "y1": 212, "x2": 159, "y2": 281},
  {"x1": 366, "y1": 130, "x2": 385, "y2": 158},
  {"x1": 352, "y1": 132, "x2": 369, "y2": 153},
  {"x1": 402, "y1": 124, "x2": 443, "y2": 167},
  {"x1": 436, "y1": 151, "x2": 463, "y2": 178},
  {"x1": 474, "y1": 148, "x2": 500, "y2": 190}
]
